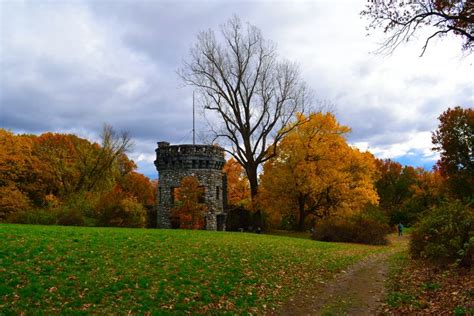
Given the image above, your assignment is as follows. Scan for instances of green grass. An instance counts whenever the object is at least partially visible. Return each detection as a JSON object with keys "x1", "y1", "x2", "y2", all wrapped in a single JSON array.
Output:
[
  {"x1": 264, "y1": 229, "x2": 312, "y2": 240},
  {"x1": 1, "y1": 224, "x2": 386, "y2": 314}
]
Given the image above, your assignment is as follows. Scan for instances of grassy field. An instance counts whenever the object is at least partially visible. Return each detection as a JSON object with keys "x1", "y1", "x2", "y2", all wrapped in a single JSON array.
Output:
[{"x1": 1, "y1": 224, "x2": 387, "y2": 314}]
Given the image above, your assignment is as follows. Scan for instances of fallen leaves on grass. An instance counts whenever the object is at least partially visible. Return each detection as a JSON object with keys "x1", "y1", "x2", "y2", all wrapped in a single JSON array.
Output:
[{"x1": 381, "y1": 252, "x2": 473, "y2": 315}]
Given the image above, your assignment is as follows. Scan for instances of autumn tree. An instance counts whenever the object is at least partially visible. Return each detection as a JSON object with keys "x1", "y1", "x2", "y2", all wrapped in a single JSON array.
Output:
[
  {"x1": 432, "y1": 106, "x2": 474, "y2": 199},
  {"x1": 0, "y1": 130, "x2": 41, "y2": 211},
  {"x1": 0, "y1": 125, "x2": 138, "y2": 225},
  {"x1": 30, "y1": 125, "x2": 133, "y2": 203},
  {"x1": 75, "y1": 124, "x2": 133, "y2": 193},
  {"x1": 374, "y1": 159, "x2": 448, "y2": 225},
  {"x1": 119, "y1": 171, "x2": 156, "y2": 208},
  {"x1": 259, "y1": 113, "x2": 379, "y2": 231},
  {"x1": 362, "y1": 0, "x2": 474, "y2": 56},
  {"x1": 0, "y1": 184, "x2": 31, "y2": 220},
  {"x1": 375, "y1": 159, "x2": 417, "y2": 220},
  {"x1": 402, "y1": 167, "x2": 446, "y2": 223},
  {"x1": 32, "y1": 133, "x2": 93, "y2": 200},
  {"x1": 95, "y1": 186, "x2": 147, "y2": 228},
  {"x1": 180, "y1": 16, "x2": 311, "y2": 202},
  {"x1": 223, "y1": 157, "x2": 251, "y2": 207},
  {"x1": 0, "y1": 130, "x2": 37, "y2": 187},
  {"x1": 171, "y1": 176, "x2": 208, "y2": 229}
]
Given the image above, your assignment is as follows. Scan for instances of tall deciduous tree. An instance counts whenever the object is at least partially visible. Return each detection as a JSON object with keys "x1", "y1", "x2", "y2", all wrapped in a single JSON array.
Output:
[
  {"x1": 432, "y1": 106, "x2": 473, "y2": 199},
  {"x1": 362, "y1": 0, "x2": 474, "y2": 56},
  {"x1": 259, "y1": 113, "x2": 379, "y2": 231},
  {"x1": 180, "y1": 16, "x2": 311, "y2": 201}
]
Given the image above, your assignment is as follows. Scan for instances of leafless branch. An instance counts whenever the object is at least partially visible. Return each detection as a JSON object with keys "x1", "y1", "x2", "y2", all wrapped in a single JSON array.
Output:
[
  {"x1": 362, "y1": 0, "x2": 473, "y2": 56},
  {"x1": 179, "y1": 16, "x2": 315, "y2": 198}
]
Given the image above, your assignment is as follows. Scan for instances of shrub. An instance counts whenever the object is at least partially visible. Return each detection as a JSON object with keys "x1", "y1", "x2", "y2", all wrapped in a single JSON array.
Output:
[
  {"x1": 312, "y1": 207, "x2": 391, "y2": 245},
  {"x1": 6, "y1": 208, "x2": 58, "y2": 225},
  {"x1": 56, "y1": 208, "x2": 86, "y2": 226},
  {"x1": 96, "y1": 189, "x2": 146, "y2": 228},
  {"x1": 226, "y1": 206, "x2": 253, "y2": 231},
  {"x1": 410, "y1": 201, "x2": 473, "y2": 267},
  {"x1": 0, "y1": 184, "x2": 32, "y2": 220},
  {"x1": 56, "y1": 193, "x2": 97, "y2": 226}
]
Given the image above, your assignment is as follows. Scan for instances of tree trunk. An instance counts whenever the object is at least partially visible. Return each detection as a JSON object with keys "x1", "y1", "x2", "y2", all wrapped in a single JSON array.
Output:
[
  {"x1": 247, "y1": 167, "x2": 259, "y2": 200},
  {"x1": 246, "y1": 165, "x2": 262, "y2": 229},
  {"x1": 297, "y1": 195, "x2": 306, "y2": 231}
]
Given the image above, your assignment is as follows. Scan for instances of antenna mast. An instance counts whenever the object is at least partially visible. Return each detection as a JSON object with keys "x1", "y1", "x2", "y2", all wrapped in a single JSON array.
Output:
[{"x1": 192, "y1": 91, "x2": 195, "y2": 145}]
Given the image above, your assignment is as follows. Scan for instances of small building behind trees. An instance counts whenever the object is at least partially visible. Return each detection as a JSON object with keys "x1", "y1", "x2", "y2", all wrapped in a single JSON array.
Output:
[{"x1": 154, "y1": 141, "x2": 227, "y2": 230}]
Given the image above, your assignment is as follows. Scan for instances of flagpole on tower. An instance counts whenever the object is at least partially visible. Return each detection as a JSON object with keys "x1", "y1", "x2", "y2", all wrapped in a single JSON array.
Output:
[{"x1": 192, "y1": 91, "x2": 195, "y2": 145}]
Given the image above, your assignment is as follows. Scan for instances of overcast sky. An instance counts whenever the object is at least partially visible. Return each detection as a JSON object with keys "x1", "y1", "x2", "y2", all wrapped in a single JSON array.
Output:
[{"x1": 1, "y1": 0, "x2": 473, "y2": 179}]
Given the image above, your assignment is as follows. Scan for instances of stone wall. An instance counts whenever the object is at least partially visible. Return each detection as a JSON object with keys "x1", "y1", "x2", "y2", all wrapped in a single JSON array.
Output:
[{"x1": 154, "y1": 142, "x2": 226, "y2": 230}]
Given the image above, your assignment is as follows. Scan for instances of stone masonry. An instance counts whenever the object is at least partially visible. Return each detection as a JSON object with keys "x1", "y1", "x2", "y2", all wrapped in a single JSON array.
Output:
[{"x1": 154, "y1": 141, "x2": 226, "y2": 230}]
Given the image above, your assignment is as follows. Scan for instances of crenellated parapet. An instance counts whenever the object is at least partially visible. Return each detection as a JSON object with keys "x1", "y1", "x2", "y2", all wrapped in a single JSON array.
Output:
[{"x1": 154, "y1": 143, "x2": 225, "y2": 171}]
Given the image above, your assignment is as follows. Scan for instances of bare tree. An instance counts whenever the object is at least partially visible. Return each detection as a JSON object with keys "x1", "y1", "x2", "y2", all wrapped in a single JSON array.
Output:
[
  {"x1": 76, "y1": 124, "x2": 134, "y2": 192},
  {"x1": 179, "y1": 16, "x2": 312, "y2": 201},
  {"x1": 362, "y1": 0, "x2": 474, "y2": 56}
]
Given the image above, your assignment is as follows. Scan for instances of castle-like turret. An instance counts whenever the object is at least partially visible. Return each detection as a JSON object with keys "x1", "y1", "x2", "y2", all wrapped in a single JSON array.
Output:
[{"x1": 154, "y1": 141, "x2": 227, "y2": 230}]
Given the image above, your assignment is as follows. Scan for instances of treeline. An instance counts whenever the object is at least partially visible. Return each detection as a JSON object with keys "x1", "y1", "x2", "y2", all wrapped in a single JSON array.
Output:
[{"x1": 0, "y1": 125, "x2": 156, "y2": 227}]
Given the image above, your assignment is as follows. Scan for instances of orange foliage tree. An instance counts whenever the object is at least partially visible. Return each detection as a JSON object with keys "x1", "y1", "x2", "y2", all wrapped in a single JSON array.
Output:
[
  {"x1": 0, "y1": 184, "x2": 32, "y2": 220},
  {"x1": 0, "y1": 130, "x2": 40, "y2": 210},
  {"x1": 259, "y1": 113, "x2": 379, "y2": 231},
  {"x1": 171, "y1": 176, "x2": 208, "y2": 229},
  {"x1": 223, "y1": 157, "x2": 250, "y2": 208},
  {"x1": 119, "y1": 171, "x2": 156, "y2": 208}
]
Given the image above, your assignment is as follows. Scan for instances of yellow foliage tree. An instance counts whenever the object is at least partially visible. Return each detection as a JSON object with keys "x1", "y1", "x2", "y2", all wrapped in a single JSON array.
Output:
[{"x1": 259, "y1": 112, "x2": 379, "y2": 231}]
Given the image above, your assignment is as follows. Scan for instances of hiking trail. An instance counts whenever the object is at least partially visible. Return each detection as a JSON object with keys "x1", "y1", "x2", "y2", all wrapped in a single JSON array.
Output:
[{"x1": 276, "y1": 235, "x2": 408, "y2": 316}]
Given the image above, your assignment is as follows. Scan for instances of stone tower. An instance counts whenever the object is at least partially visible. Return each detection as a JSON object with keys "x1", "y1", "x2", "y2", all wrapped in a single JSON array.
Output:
[{"x1": 154, "y1": 141, "x2": 227, "y2": 230}]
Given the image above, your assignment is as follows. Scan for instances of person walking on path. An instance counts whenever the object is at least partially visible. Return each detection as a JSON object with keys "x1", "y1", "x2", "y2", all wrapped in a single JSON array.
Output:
[{"x1": 397, "y1": 222, "x2": 404, "y2": 236}]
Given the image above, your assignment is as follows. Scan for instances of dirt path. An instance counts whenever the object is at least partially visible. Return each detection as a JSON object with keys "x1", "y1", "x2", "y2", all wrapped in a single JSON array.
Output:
[{"x1": 276, "y1": 236, "x2": 408, "y2": 316}]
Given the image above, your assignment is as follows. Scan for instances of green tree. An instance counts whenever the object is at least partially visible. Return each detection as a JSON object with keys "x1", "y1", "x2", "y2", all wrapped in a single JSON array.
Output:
[
  {"x1": 375, "y1": 159, "x2": 419, "y2": 224},
  {"x1": 432, "y1": 106, "x2": 473, "y2": 200}
]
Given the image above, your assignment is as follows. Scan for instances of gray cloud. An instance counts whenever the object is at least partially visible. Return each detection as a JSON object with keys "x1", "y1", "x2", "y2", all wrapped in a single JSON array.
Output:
[{"x1": 1, "y1": 0, "x2": 472, "y2": 178}]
